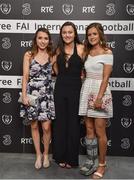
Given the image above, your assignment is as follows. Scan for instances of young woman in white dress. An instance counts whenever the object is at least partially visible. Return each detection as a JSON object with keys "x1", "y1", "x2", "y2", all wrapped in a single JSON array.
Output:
[{"x1": 79, "y1": 23, "x2": 113, "y2": 179}]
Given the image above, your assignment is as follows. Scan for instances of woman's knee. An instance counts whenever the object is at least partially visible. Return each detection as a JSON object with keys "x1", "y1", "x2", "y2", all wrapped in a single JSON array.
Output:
[
  {"x1": 95, "y1": 119, "x2": 107, "y2": 138},
  {"x1": 42, "y1": 122, "x2": 51, "y2": 134},
  {"x1": 85, "y1": 118, "x2": 95, "y2": 135},
  {"x1": 95, "y1": 127, "x2": 107, "y2": 140},
  {"x1": 31, "y1": 121, "x2": 38, "y2": 131}
]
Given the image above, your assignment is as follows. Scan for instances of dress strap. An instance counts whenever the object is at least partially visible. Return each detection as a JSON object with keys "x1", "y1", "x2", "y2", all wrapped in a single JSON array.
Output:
[{"x1": 73, "y1": 43, "x2": 77, "y2": 55}]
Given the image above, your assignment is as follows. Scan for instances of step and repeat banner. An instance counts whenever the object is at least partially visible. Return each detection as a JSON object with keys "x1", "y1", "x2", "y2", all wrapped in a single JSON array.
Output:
[{"x1": 0, "y1": 0, "x2": 134, "y2": 156}]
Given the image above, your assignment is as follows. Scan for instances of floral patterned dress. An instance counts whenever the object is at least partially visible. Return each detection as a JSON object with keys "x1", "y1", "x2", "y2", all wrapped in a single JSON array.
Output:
[{"x1": 20, "y1": 59, "x2": 55, "y2": 122}]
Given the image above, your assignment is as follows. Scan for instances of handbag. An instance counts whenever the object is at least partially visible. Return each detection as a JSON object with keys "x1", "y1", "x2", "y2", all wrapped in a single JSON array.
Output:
[
  {"x1": 18, "y1": 92, "x2": 38, "y2": 106},
  {"x1": 88, "y1": 93, "x2": 112, "y2": 111}
]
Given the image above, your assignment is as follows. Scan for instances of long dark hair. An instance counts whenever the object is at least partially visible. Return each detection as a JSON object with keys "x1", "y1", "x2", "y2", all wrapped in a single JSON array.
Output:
[
  {"x1": 31, "y1": 27, "x2": 53, "y2": 58},
  {"x1": 84, "y1": 23, "x2": 108, "y2": 59},
  {"x1": 56, "y1": 21, "x2": 80, "y2": 55}
]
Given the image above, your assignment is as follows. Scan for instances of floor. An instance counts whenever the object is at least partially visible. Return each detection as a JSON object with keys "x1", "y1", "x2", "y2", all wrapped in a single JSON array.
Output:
[{"x1": 0, "y1": 153, "x2": 134, "y2": 179}]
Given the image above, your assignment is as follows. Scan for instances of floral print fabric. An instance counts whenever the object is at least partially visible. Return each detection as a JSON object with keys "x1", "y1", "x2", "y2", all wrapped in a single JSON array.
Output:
[{"x1": 20, "y1": 59, "x2": 55, "y2": 122}]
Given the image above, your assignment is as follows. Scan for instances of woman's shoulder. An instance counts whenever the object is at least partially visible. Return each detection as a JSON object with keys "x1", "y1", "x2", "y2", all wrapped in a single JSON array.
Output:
[
  {"x1": 76, "y1": 43, "x2": 84, "y2": 50},
  {"x1": 24, "y1": 51, "x2": 32, "y2": 58},
  {"x1": 76, "y1": 43, "x2": 84, "y2": 59},
  {"x1": 23, "y1": 51, "x2": 33, "y2": 63},
  {"x1": 104, "y1": 48, "x2": 113, "y2": 55},
  {"x1": 102, "y1": 49, "x2": 113, "y2": 65}
]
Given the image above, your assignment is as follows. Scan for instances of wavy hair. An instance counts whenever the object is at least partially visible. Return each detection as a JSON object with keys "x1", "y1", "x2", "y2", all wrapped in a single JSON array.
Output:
[
  {"x1": 31, "y1": 27, "x2": 53, "y2": 58},
  {"x1": 56, "y1": 21, "x2": 81, "y2": 55},
  {"x1": 84, "y1": 23, "x2": 108, "y2": 59}
]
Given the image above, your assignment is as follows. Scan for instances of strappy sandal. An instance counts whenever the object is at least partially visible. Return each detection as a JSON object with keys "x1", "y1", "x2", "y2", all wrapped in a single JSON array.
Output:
[{"x1": 92, "y1": 162, "x2": 106, "y2": 179}]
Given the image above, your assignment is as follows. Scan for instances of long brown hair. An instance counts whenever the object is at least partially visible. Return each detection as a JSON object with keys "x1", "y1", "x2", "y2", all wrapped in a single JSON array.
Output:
[
  {"x1": 84, "y1": 23, "x2": 108, "y2": 59},
  {"x1": 31, "y1": 28, "x2": 53, "y2": 58},
  {"x1": 56, "y1": 21, "x2": 81, "y2": 55}
]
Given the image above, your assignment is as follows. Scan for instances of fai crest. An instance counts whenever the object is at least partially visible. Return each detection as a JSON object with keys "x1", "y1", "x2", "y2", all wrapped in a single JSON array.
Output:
[
  {"x1": 0, "y1": 3, "x2": 11, "y2": 14},
  {"x1": 1, "y1": 61, "x2": 12, "y2": 71},
  {"x1": 126, "y1": 4, "x2": 134, "y2": 15},
  {"x1": 62, "y1": 4, "x2": 73, "y2": 15},
  {"x1": 121, "y1": 118, "x2": 132, "y2": 128},
  {"x1": 123, "y1": 63, "x2": 134, "y2": 74},
  {"x1": 2, "y1": 115, "x2": 12, "y2": 125}
]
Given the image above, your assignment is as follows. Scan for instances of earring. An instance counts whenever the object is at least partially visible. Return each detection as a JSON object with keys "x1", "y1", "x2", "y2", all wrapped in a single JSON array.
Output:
[{"x1": 100, "y1": 41, "x2": 102, "y2": 45}]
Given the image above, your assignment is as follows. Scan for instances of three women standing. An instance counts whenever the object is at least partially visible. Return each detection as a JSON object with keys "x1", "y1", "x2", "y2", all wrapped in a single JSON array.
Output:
[{"x1": 20, "y1": 22, "x2": 113, "y2": 179}]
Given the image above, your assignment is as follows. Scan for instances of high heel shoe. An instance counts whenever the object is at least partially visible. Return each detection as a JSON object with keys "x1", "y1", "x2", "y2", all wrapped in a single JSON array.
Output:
[
  {"x1": 92, "y1": 162, "x2": 107, "y2": 179},
  {"x1": 43, "y1": 155, "x2": 50, "y2": 168},
  {"x1": 34, "y1": 155, "x2": 42, "y2": 170}
]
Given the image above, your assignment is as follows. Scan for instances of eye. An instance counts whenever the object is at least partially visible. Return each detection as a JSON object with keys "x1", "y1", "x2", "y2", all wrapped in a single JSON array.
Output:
[
  {"x1": 88, "y1": 33, "x2": 91, "y2": 36},
  {"x1": 38, "y1": 36, "x2": 42, "y2": 39},
  {"x1": 44, "y1": 37, "x2": 49, "y2": 40},
  {"x1": 62, "y1": 31, "x2": 66, "y2": 35},
  {"x1": 68, "y1": 31, "x2": 73, "y2": 34},
  {"x1": 93, "y1": 33, "x2": 97, "y2": 35}
]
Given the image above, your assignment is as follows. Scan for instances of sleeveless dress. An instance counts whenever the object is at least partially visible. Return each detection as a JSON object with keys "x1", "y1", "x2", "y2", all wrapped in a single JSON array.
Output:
[
  {"x1": 79, "y1": 54, "x2": 113, "y2": 118},
  {"x1": 52, "y1": 44, "x2": 83, "y2": 166},
  {"x1": 20, "y1": 59, "x2": 55, "y2": 122}
]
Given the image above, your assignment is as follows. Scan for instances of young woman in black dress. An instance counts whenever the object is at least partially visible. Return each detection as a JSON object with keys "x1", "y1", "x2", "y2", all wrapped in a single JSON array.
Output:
[{"x1": 52, "y1": 21, "x2": 84, "y2": 168}]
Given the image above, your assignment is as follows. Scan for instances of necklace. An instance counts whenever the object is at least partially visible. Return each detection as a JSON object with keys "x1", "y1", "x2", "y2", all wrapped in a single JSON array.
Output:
[{"x1": 65, "y1": 46, "x2": 74, "y2": 68}]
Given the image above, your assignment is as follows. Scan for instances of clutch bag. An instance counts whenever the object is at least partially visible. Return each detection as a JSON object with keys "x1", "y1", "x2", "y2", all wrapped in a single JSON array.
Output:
[
  {"x1": 18, "y1": 92, "x2": 38, "y2": 106},
  {"x1": 88, "y1": 93, "x2": 112, "y2": 111}
]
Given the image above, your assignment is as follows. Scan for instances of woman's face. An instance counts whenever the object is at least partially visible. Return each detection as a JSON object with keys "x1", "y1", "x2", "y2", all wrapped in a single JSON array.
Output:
[
  {"x1": 36, "y1": 31, "x2": 49, "y2": 50},
  {"x1": 61, "y1": 25, "x2": 75, "y2": 44},
  {"x1": 87, "y1": 27, "x2": 100, "y2": 46}
]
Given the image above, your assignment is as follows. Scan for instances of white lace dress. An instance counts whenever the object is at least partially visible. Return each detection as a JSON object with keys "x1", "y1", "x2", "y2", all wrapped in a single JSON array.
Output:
[{"x1": 79, "y1": 54, "x2": 113, "y2": 118}]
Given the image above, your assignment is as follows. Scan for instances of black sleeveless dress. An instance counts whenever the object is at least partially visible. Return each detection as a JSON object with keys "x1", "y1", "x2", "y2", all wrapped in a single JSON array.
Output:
[{"x1": 52, "y1": 44, "x2": 83, "y2": 166}]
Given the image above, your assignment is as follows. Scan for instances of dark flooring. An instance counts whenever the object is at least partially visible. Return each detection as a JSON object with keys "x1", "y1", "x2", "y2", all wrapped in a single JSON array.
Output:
[{"x1": 0, "y1": 153, "x2": 134, "y2": 179}]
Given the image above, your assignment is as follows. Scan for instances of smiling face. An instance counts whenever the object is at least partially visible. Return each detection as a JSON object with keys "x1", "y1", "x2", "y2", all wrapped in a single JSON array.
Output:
[
  {"x1": 87, "y1": 27, "x2": 100, "y2": 47},
  {"x1": 36, "y1": 31, "x2": 49, "y2": 50},
  {"x1": 61, "y1": 25, "x2": 75, "y2": 45}
]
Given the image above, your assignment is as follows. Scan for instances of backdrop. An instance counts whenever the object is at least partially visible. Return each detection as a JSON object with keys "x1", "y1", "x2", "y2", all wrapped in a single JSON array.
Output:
[{"x1": 0, "y1": 0, "x2": 134, "y2": 156}]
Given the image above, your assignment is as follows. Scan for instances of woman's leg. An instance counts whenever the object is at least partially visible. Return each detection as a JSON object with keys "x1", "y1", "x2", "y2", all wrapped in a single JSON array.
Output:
[
  {"x1": 31, "y1": 121, "x2": 42, "y2": 169},
  {"x1": 95, "y1": 118, "x2": 107, "y2": 164},
  {"x1": 41, "y1": 120, "x2": 51, "y2": 168},
  {"x1": 80, "y1": 117, "x2": 98, "y2": 175},
  {"x1": 92, "y1": 118, "x2": 107, "y2": 178},
  {"x1": 85, "y1": 117, "x2": 95, "y2": 139}
]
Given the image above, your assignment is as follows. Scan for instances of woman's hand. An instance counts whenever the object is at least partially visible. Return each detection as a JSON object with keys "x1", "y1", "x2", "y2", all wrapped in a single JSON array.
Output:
[
  {"x1": 22, "y1": 95, "x2": 30, "y2": 106},
  {"x1": 94, "y1": 98, "x2": 102, "y2": 110}
]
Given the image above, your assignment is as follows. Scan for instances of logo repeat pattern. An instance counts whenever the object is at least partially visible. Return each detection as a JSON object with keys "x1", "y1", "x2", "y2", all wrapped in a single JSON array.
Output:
[{"x1": 0, "y1": 0, "x2": 134, "y2": 155}]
